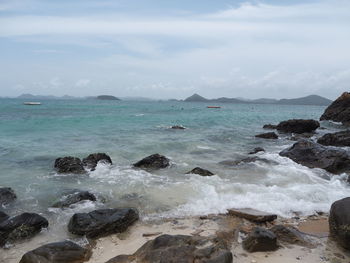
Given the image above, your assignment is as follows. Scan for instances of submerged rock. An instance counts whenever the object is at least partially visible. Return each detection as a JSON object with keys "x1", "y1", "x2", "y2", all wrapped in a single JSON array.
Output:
[
  {"x1": 186, "y1": 167, "x2": 214, "y2": 176},
  {"x1": 329, "y1": 197, "x2": 350, "y2": 250},
  {"x1": 219, "y1": 157, "x2": 276, "y2": 166},
  {"x1": 276, "y1": 119, "x2": 320, "y2": 134},
  {"x1": 249, "y1": 147, "x2": 265, "y2": 154},
  {"x1": 54, "y1": 157, "x2": 85, "y2": 174},
  {"x1": 263, "y1": 124, "x2": 277, "y2": 129},
  {"x1": 255, "y1": 132, "x2": 278, "y2": 139},
  {"x1": 279, "y1": 139, "x2": 350, "y2": 174},
  {"x1": 133, "y1": 154, "x2": 170, "y2": 169},
  {"x1": 320, "y1": 92, "x2": 350, "y2": 124},
  {"x1": 171, "y1": 125, "x2": 185, "y2": 130},
  {"x1": 52, "y1": 190, "x2": 97, "y2": 208},
  {"x1": 0, "y1": 213, "x2": 49, "y2": 247},
  {"x1": 82, "y1": 153, "x2": 112, "y2": 170},
  {"x1": 317, "y1": 130, "x2": 350, "y2": 146},
  {"x1": 68, "y1": 208, "x2": 139, "y2": 238},
  {"x1": 19, "y1": 240, "x2": 91, "y2": 263},
  {"x1": 0, "y1": 187, "x2": 17, "y2": 206},
  {"x1": 105, "y1": 234, "x2": 232, "y2": 263},
  {"x1": 228, "y1": 208, "x2": 277, "y2": 223},
  {"x1": 242, "y1": 227, "x2": 278, "y2": 252}
]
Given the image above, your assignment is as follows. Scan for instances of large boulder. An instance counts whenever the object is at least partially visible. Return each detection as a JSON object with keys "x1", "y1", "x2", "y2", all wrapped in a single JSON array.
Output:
[
  {"x1": 19, "y1": 240, "x2": 91, "y2": 263},
  {"x1": 68, "y1": 208, "x2": 139, "y2": 238},
  {"x1": 317, "y1": 130, "x2": 350, "y2": 146},
  {"x1": 0, "y1": 213, "x2": 49, "y2": 246},
  {"x1": 276, "y1": 119, "x2": 320, "y2": 134},
  {"x1": 52, "y1": 190, "x2": 97, "y2": 208},
  {"x1": 54, "y1": 157, "x2": 85, "y2": 174},
  {"x1": 82, "y1": 153, "x2": 112, "y2": 170},
  {"x1": 0, "y1": 187, "x2": 17, "y2": 206},
  {"x1": 133, "y1": 154, "x2": 170, "y2": 169},
  {"x1": 255, "y1": 132, "x2": 278, "y2": 139},
  {"x1": 105, "y1": 234, "x2": 233, "y2": 263},
  {"x1": 320, "y1": 92, "x2": 350, "y2": 124},
  {"x1": 329, "y1": 197, "x2": 350, "y2": 249},
  {"x1": 186, "y1": 167, "x2": 214, "y2": 176},
  {"x1": 279, "y1": 139, "x2": 350, "y2": 174},
  {"x1": 242, "y1": 227, "x2": 278, "y2": 252}
]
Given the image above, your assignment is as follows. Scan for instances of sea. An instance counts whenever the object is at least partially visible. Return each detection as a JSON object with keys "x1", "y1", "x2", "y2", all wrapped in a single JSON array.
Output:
[{"x1": 0, "y1": 98, "x2": 349, "y2": 246}]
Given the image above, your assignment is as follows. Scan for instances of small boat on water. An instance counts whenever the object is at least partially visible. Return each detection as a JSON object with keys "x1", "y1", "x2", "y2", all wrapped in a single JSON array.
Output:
[
  {"x1": 23, "y1": 102, "x2": 41, "y2": 105},
  {"x1": 207, "y1": 106, "x2": 221, "y2": 109}
]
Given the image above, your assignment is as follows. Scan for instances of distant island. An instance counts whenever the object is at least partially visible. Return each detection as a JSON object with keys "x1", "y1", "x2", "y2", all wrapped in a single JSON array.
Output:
[
  {"x1": 96, "y1": 95, "x2": 120, "y2": 100},
  {"x1": 184, "y1": 94, "x2": 332, "y2": 106}
]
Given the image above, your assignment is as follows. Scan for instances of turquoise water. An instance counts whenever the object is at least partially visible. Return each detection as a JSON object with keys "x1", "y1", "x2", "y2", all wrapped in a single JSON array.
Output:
[{"x1": 0, "y1": 98, "x2": 349, "y2": 253}]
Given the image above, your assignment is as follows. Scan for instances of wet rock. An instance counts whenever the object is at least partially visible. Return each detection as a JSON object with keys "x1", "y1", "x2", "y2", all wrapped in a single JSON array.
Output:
[
  {"x1": 228, "y1": 208, "x2": 277, "y2": 223},
  {"x1": 133, "y1": 154, "x2": 170, "y2": 169},
  {"x1": 171, "y1": 125, "x2": 185, "y2": 130},
  {"x1": 320, "y1": 92, "x2": 350, "y2": 125},
  {"x1": 52, "y1": 190, "x2": 97, "y2": 208},
  {"x1": 0, "y1": 187, "x2": 17, "y2": 206},
  {"x1": 270, "y1": 225, "x2": 313, "y2": 247},
  {"x1": 329, "y1": 197, "x2": 350, "y2": 250},
  {"x1": 186, "y1": 167, "x2": 214, "y2": 176},
  {"x1": 19, "y1": 240, "x2": 91, "y2": 263},
  {"x1": 0, "y1": 211, "x2": 9, "y2": 223},
  {"x1": 276, "y1": 119, "x2": 320, "y2": 134},
  {"x1": 317, "y1": 130, "x2": 350, "y2": 146},
  {"x1": 242, "y1": 227, "x2": 278, "y2": 252},
  {"x1": 289, "y1": 132, "x2": 315, "y2": 141},
  {"x1": 263, "y1": 124, "x2": 277, "y2": 129},
  {"x1": 249, "y1": 147, "x2": 265, "y2": 154},
  {"x1": 68, "y1": 208, "x2": 139, "y2": 238},
  {"x1": 279, "y1": 139, "x2": 350, "y2": 174},
  {"x1": 219, "y1": 157, "x2": 277, "y2": 166},
  {"x1": 54, "y1": 157, "x2": 85, "y2": 174},
  {"x1": 255, "y1": 132, "x2": 278, "y2": 139},
  {"x1": 105, "y1": 234, "x2": 233, "y2": 263},
  {"x1": 0, "y1": 213, "x2": 49, "y2": 246},
  {"x1": 82, "y1": 153, "x2": 112, "y2": 170}
]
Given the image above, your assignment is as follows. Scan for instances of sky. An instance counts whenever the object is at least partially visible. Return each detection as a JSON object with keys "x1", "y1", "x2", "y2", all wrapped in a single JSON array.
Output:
[{"x1": 0, "y1": 0, "x2": 350, "y2": 99}]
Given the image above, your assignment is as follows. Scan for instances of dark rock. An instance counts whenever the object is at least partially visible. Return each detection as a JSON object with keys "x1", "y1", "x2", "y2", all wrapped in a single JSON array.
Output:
[
  {"x1": 228, "y1": 208, "x2": 277, "y2": 223},
  {"x1": 249, "y1": 147, "x2": 265, "y2": 154},
  {"x1": 320, "y1": 92, "x2": 350, "y2": 124},
  {"x1": 0, "y1": 213, "x2": 49, "y2": 246},
  {"x1": 270, "y1": 225, "x2": 312, "y2": 247},
  {"x1": 186, "y1": 167, "x2": 214, "y2": 176},
  {"x1": 133, "y1": 154, "x2": 170, "y2": 169},
  {"x1": 0, "y1": 187, "x2": 17, "y2": 206},
  {"x1": 329, "y1": 197, "x2": 350, "y2": 249},
  {"x1": 279, "y1": 139, "x2": 350, "y2": 174},
  {"x1": 255, "y1": 132, "x2": 278, "y2": 139},
  {"x1": 242, "y1": 227, "x2": 278, "y2": 252},
  {"x1": 0, "y1": 211, "x2": 9, "y2": 223},
  {"x1": 82, "y1": 153, "x2": 112, "y2": 170},
  {"x1": 68, "y1": 208, "x2": 139, "y2": 238},
  {"x1": 263, "y1": 124, "x2": 277, "y2": 129},
  {"x1": 317, "y1": 130, "x2": 350, "y2": 146},
  {"x1": 54, "y1": 157, "x2": 85, "y2": 174},
  {"x1": 219, "y1": 157, "x2": 277, "y2": 166},
  {"x1": 171, "y1": 125, "x2": 185, "y2": 130},
  {"x1": 19, "y1": 240, "x2": 91, "y2": 263},
  {"x1": 52, "y1": 190, "x2": 97, "y2": 208},
  {"x1": 105, "y1": 234, "x2": 232, "y2": 263},
  {"x1": 276, "y1": 119, "x2": 320, "y2": 134}
]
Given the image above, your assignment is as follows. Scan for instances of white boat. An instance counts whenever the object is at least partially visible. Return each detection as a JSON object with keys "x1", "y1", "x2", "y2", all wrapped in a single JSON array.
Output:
[{"x1": 23, "y1": 102, "x2": 41, "y2": 105}]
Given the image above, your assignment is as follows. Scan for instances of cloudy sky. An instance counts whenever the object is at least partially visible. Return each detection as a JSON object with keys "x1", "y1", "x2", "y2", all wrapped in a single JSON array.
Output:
[{"x1": 0, "y1": 0, "x2": 349, "y2": 99}]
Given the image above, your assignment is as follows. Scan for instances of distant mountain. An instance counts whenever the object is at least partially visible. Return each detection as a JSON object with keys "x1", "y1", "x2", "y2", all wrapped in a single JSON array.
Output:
[
  {"x1": 183, "y1": 94, "x2": 331, "y2": 106},
  {"x1": 96, "y1": 95, "x2": 120, "y2": 100}
]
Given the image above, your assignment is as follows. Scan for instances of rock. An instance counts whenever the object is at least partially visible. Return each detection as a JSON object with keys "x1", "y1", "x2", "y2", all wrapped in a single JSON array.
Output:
[
  {"x1": 0, "y1": 187, "x2": 17, "y2": 206},
  {"x1": 329, "y1": 197, "x2": 350, "y2": 249},
  {"x1": 320, "y1": 92, "x2": 350, "y2": 124},
  {"x1": 19, "y1": 240, "x2": 91, "y2": 263},
  {"x1": 279, "y1": 139, "x2": 350, "y2": 174},
  {"x1": 263, "y1": 124, "x2": 277, "y2": 129},
  {"x1": 54, "y1": 157, "x2": 85, "y2": 174},
  {"x1": 227, "y1": 208, "x2": 277, "y2": 223},
  {"x1": 289, "y1": 132, "x2": 315, "y2": 141},
  {"x1": 276, "y1": 119, "x2": 320, "y2": 134},
  {"x1": 104, "y1": 234, "x2": 232, "y2": 263},
  {"x1": 52, "y1": 190, "x2": 97, "y2": 208},
  {"x1": 219, "y1": 157, "x2": 277, "y2": 166},
  {"x1": 133, "y1": 154, "x2": 170, "y2": 169},
  {"x1": 0, "y1": 211, "x2": 9, "y2": 223},
  {"x1": 82, "y1": 153, "x2": 112, "y2": 170},
  {"x1": 242, "y1": 227, "x2": 278, "y2": 252},
  {"x1": 317, "y1": 130, "x2": 350, "y2": 146},
  {"x1": 186, "y1": 167, "x2": 214, "y2": 176},
  {"x1": 255, "y1": 132, "x2": 278, "y2": 139},
  {"x1": 171, "y1": 125, "x2": 185, "y2": 130},
  {"x1": 270, "y1": 225, "x2": 312, "y2": 247},
  {"x1": 249, "y1": 147, "x2": 265, "y2": 154},
  {"x1": 0, "y1": 213, "x2": 49, "y2": 246},
  {"x1": 68, "y1": 208, "x2": 139, "y2": 238}
]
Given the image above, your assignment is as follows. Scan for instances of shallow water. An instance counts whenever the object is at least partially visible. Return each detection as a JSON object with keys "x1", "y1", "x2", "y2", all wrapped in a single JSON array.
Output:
[{"x1": 0, "y1": 98, "x2": 349, "y2": 250}]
